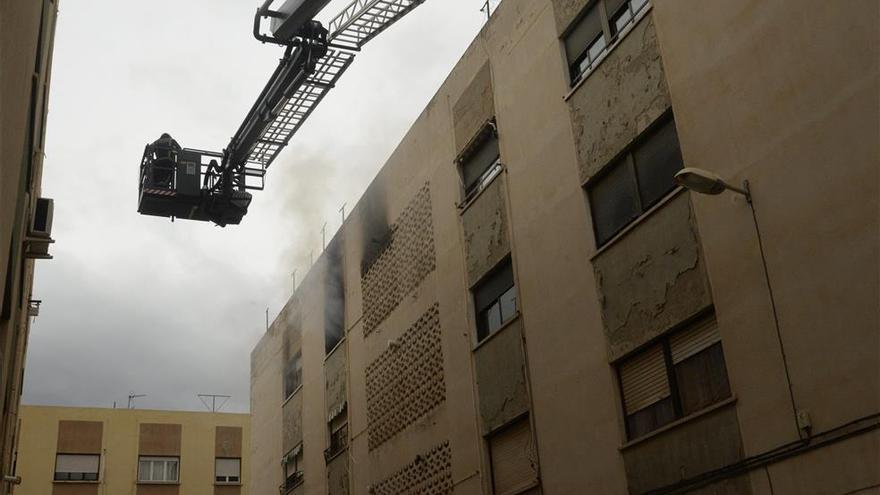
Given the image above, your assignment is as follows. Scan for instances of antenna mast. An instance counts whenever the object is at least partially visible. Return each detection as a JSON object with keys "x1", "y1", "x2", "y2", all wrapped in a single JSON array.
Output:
[{"x1": 198, "y1": 394, "x2": 232, "y2": 412}]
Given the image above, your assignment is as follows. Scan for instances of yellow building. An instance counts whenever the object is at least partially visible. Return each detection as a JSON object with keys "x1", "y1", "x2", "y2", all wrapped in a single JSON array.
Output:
[
  {"x1": 1, "y1": 1, "x2": 60, "y2": 493},
  {"x1": 13, "y1": 405, "x2": 250, "y2": 495}
]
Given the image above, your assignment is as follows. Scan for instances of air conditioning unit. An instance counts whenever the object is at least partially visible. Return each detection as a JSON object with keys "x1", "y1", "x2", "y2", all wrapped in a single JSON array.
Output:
[{"x1": 25, "y1": 197, "x2": 55, "y2": 259}]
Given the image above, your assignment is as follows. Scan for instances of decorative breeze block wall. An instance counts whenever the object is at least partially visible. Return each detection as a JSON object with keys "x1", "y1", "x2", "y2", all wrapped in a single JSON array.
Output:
[
  {"x1": 361, "y1": 184, "x2": 436, "y2": 335},
  {"x1": 366, "y1": 304, "x2": 445, "y2": 449},
  {"x1": 371, "y1": 442, "x2": 452, "y2": 495}
]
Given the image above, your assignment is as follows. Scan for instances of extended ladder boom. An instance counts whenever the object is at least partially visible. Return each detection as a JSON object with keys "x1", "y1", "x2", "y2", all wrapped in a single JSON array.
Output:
[{"x1": 137, "y1": 0, "x2": 431, "y2": 226}]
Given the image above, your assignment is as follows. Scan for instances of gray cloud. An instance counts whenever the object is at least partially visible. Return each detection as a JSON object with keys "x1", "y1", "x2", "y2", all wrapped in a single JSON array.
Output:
[{"x1": 24, "y1": 0, "x2": 487, "y2": 412}]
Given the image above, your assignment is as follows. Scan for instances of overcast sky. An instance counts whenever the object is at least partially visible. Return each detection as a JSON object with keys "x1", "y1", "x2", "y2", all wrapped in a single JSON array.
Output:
[{"x1": 23, "y1": 0, "x2": 494, "y2": 413}]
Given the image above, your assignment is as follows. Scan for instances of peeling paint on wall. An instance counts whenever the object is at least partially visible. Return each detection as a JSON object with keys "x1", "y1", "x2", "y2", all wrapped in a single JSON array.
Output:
[
  {"x1": 593, "y1": 193, "x2": 712, "y2": 361},
  {"x1": 461, "y1": 175, "x2": 511, "y2": 286},
  {"x1": 473, "y1": 318, "x2": 529, "y2": 433},
  {"x1": 566, "y1": 15, "x2": 672, "y2": 184},
  {"x1": 453, "y1": 62, "x2": 495, "y2": 154}
]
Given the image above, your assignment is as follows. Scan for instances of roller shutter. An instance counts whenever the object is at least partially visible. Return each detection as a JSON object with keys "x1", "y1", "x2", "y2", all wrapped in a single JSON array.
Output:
[
  {"x1": 619, "y1": 343, "x2": 670, "y2": 414},
  {"x1": 670, "y1": 318, "x2": 720, "y2": 364},
  {"x1": 490, "y1": 418, "x2": 538, "y2": 495}
]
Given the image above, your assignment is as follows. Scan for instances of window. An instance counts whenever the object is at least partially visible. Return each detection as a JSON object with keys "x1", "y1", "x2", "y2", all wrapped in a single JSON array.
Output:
[
  {"x1": 473, "y1": 259, "x2": 517, "y2": 342},
  {"x1": 325, "y1": 242, "x2": 345, "y2": 355},
  {"x1": 587, "y1": 116, "x2": 683, "y2": 246},
  {"x1": 137, "y1": 456, "x2": 179, "y2": 483},
  {"x1": 215, "y1": 457, "x2": 240, "y2": 483},
  {"x1": 617, "y1": 315, "x2": 731, "y2": 440},
  {"x1": 564, "y1": 0, "x2": 651, "y2": 84},
  {"x1": 283, "y1": 350, "x2": 302, "y2": 400},
  {"x1": 459, "y1": 126, "x2": 502, "y2": 201},
  {"x1": 282, "y1": 445, "x2": 303, "y2": 492},
  {"x1": 325, "y1": 418, "x2": 348, "y2": 461},
  {"x1": 488, "y1": 418, "x2": 538, "y2": 495},
  {"x1": 54, "y1": 454, "x2": 99, "y2": 481}
]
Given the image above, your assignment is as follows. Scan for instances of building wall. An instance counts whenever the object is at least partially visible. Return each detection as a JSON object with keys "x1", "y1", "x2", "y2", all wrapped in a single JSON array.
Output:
[
  {"x1": 251, "y1": 0, "x2": 879, "y2": 494},
  {"x1": 0, "y1": 1, "x2": 60, "y2": 493},
  {"x1": 13, "y1": 406, "x2": 250, "y2": 495}
]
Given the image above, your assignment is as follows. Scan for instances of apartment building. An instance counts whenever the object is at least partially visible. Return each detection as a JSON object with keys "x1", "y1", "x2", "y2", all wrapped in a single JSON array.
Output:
[
  {"x1": 0, "y1": 1, "x2": 60, "y2": 493},
  {"x1": 13, "y1": 405, "x2": 250, "y2": 495},
  {"x1": 250, "y1": 0, "x2": 879, "y2": 494}
]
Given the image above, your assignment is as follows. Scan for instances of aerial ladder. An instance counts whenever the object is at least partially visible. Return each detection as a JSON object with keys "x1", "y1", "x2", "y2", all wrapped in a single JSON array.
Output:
[{"x1": 138, "y1": 0, "x2": 428, "y2": 226}]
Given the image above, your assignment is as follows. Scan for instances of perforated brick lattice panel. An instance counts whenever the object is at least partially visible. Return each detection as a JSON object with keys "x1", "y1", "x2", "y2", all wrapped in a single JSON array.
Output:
[
  {"x1": 361, "y1": 184, "x2": 436, "y2": 335},
  {"x1": 366, "y1": 304, "x2": 445, "y2": 450},
  {"x1": 372, "y1": 442, "x2": 452, "y2": 495}
]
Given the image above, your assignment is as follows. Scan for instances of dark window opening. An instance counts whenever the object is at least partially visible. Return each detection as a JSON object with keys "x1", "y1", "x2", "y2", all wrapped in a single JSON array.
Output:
[
  {"x1": 473, "y1": 259, "x2": 517, "y2": 342},
  {"x1": 587, "y1": 116, "x2": 683, "y2": 246},
  {"x1": 283, "y1": 351, "x2": 302, "y2": 400},
  {"x1": 618, "y1": 315, "x2": 731, "y2": 440},
  {"x1": 324, "y1": 240, "x2": 345, "y2": 355},
  {"x1": 360, "y1": 226, "x2": 393, "y2": 276},
  {"x1": 459, "y1": 129, "x2": 501, "y2": 200}
]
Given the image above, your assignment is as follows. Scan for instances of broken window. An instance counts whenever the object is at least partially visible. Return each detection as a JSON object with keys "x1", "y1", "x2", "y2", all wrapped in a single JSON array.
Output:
[
  {"x1": 586, "y1": 116, "x2": 683, "y2": 246},
  {"x1": 215, "y1": 457, "x2": 241, "y2": 483},
  {"x1": 54, "y1": 454, "x2": 99, "y2": 481},
  {"x1": 473, "y1": 259, "x2": 517, "y2": 342},
  {"x1": 283, "y1": 351, "x2": 302, "y2": 400},
  {"x1": 617, "y1": 315, "x2": 731, "y2": 440},
  {"x1": 564, "y1": 0, "x2": 651, "y2": 84},
  {"x1": 458, "y1": 123, "x2": 502, "y2": 201}
]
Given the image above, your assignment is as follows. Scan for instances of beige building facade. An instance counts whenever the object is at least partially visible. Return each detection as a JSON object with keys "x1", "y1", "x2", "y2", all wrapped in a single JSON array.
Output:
[
  {"x1": 0, "y1": 1, "x2": 60, "y2": 493},
  {"x1": 13, "y1": 405, "x2": 250, "y2": 495},
  {"x1": 250, "y1": 0, "x2": 879, "y2": 494}
]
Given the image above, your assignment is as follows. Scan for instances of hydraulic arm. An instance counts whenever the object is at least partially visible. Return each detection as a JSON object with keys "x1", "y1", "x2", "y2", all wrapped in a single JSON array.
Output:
[{"x1": 138, "y1": 0, "x2": 426, "y2": 226}]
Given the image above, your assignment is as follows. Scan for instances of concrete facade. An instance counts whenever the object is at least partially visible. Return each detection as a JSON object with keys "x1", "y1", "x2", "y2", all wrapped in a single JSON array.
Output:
[
  {"x1": 0, "y1": 1, "x2": 60, "y2": 493},
  {"x1": 251, "y1": 1, "x2": 879, "y2": 494},
  {"x1": 13, "y1": 405, "x2": 250, "y2": 495}
]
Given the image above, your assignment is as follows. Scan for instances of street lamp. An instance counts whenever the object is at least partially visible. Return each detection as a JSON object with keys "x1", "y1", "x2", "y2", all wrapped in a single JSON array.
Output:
[
  {"x1": 674, "y1": 167, "x2": 751, "y2": 200},
  {"x1": 673, "y1": 166, "x2": 808, "y2": 439}
]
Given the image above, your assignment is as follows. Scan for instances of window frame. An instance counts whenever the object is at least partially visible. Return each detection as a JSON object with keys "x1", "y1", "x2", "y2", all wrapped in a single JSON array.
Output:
[
  {"x1": 137, "y1": 455, "x2": 180, "y2": 484},
  {"x1": 53, "y1": 453, "x2": 100, "y2": 482},
  {"x1": 564, "y1": 0, "x2": 652, "y2": 85},
  {"x1": 283, "y1": 350, "x2": 303, "y2": 401},
  {"x1": 472, "y1": 258, "x2": 518, "y2": 344},
  {"x1": 282, "y1": 445, "x2": 304, "y2": 492},
  {"x1": 457, "y1": 121, "x2": 503, "y2": 205},
  {"x1": 324, "y1": 420, "x2": 349, "y2": 461},
  {"x1": 585, "y1": 113, "x2": 682, "y2": 247},
  {"x1": 616, "y1": 313, "x2": 731, "y2": 441}
]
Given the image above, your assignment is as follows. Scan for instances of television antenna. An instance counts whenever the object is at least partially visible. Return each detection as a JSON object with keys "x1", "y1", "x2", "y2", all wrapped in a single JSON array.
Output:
[
  {"x1": 128, "y1": 393, "x2": 146, "y2": 409},
  {"x1": 198, "y1": 394, "x2": 232, "y2": 412}
]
